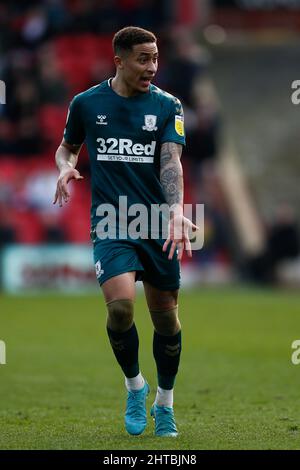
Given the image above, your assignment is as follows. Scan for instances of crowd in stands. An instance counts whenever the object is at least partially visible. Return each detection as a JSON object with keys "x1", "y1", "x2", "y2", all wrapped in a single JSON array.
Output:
[{"x1": 0, "y1": 0, "x2": 231, "y2": 271}]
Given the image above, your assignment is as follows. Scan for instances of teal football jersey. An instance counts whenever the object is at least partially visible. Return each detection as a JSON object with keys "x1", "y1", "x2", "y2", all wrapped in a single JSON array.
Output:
[{"x1": 64, "y1": 79, "x2": 185, "y2": 235}]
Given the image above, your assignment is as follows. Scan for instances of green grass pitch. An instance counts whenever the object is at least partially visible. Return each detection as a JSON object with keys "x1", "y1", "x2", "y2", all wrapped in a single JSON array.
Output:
[{"x1": 1, "y1": 287, "x2": 300, "y2": 450}]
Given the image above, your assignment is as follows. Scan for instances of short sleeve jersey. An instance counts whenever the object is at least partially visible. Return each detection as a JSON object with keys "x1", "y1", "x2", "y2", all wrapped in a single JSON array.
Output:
[{"x1": 64, "y1": 79, "x2": 185, "y2": 232}]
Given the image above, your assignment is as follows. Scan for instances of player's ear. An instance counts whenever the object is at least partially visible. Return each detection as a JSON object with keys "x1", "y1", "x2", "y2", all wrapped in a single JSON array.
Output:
[{"x1": 114, "y1": 55, "x2": 124, "y2": 70}]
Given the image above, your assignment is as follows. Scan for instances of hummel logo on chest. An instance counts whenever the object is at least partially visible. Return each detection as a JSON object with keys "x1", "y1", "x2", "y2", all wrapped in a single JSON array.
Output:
[{"x1": 96, "y1": 115, "x2": 108, "y2": 125}]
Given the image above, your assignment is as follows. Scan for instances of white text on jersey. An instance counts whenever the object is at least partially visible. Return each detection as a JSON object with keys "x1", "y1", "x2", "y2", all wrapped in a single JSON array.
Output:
[{"x1": 96, "y1": 138, "x2": 156, "y2": 163}]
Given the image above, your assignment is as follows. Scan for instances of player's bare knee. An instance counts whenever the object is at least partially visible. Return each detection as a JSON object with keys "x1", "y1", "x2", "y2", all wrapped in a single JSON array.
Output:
[
  {"x1": 150, "y1": 305, "x2": 181, "y2": 336},
  {"x1": 148, "y1": 289, "x2": 179, "y2": 311},
  {"x1": 106, "y1": 299, "x2": 134, "y2": 333}
]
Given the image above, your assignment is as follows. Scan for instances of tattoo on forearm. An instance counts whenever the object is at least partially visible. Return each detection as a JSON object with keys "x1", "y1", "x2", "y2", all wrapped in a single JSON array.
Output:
[{"x1": 160, "y1": 142, "x2": 183, "y2": 206}]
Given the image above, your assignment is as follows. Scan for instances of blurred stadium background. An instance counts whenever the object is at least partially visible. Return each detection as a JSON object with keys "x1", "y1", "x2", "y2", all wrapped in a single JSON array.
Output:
[
  {"x1": 1, "y1": 0, "x2": 300, "y2": 450},
  {"x1": 1, "y1": 0, "x2": 300, "y2": 292}
]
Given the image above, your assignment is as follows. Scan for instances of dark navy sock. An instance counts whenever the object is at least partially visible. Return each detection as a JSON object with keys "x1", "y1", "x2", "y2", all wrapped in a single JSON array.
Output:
[
  {"x1": 153, "y1": 330, "x2": 182, "y2": 390},
  {"x1": 107, "y1": 323, "x2": 140, "y2": 378}
]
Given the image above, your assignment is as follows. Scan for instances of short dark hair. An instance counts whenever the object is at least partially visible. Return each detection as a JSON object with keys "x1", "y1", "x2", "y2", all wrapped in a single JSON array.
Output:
[{"x1": 113, "y1": 26, "x2": 157, "y2": 55}]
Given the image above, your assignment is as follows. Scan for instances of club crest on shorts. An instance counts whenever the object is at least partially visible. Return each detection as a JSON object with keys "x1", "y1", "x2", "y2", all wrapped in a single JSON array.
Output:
[
  {"x1": 142, "y1": 115, "x2": 157, "y2": 131},
  {"x1": 95, "y1": 260, "x2": 104, "y2": 279}
]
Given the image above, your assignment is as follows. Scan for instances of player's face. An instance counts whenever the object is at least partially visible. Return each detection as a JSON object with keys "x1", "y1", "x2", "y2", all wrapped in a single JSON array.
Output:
[{"x1": 121, "y1": 42, "x2": 158, "y2": 94}]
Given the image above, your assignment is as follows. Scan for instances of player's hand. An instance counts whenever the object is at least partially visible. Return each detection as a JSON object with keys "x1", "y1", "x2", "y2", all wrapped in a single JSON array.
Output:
[
  {"x1": 53, "y1": 167, "x2": 83, "y2": 207},
  {"x1": 163, "y1": 214, "x2": 199, "y2": 261}
]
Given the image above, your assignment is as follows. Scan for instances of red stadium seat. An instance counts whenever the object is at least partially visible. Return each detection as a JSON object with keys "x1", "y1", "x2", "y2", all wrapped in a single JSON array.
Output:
[
  {"x1": 62, "y1": 206, "x2": 90, "y2": 243},
  {"x1": 0, "y1": 158, "x2": 19, "y2": 181},
  {"x1": 39, "y1": 105, "x2": 67, "y2": 145},
  {"x1": 54, "y1": 34, "x2": 113, "y2": 94},
  {"x1": 10, "y1": 210, "x2": 44, "y2": 244},
  {"x1": 55, "y1": 34, "x2": 112, "y2": 61}
]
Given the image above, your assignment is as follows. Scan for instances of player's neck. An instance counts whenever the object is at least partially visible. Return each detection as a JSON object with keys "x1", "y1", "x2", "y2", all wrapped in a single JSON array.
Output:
[{"x1": 111, "y1": 76, "x2": 139, "y2": 98}]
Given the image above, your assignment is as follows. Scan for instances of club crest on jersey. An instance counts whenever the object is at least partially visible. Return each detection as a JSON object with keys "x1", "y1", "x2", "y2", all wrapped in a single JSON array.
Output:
[
  {"x1": 96, "y1": 115, "x2": 108, "y2": 125},
  {"x1": 142, "y1": 115, "x2": 157, "y2": 131}
]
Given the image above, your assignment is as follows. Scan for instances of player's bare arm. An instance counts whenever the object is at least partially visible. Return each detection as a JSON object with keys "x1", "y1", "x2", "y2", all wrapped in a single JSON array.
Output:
[
  {"x1": 53, "y1": 138, "x2": 84, "y2": 207},
  {"x1": 160, "y1": 142, "x2": 198, "y2": 260},
  {"x1": 160, "y1": 142, "x2": 184, "y2": 207}
]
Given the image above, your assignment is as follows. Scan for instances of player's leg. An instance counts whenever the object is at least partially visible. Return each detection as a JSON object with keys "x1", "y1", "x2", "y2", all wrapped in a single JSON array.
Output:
[
  {"x1": 102, "y1": 272, "x2": 140, "y2": 382},
  {"x1": 143, "y1": 281, "x2": 181, "y2": 437},
  {"x1": 101, "y1": 272, "x2": 149, "y2": 435},
  {"x1": 143, "y1": 282, "x2": 181, "y2": 395},
  {"x1": 93, "y1": 239, "x2": 143, "y2": 386},
  {"x1": 92, "y1": 236, "x2": 149, "y2": 435}
]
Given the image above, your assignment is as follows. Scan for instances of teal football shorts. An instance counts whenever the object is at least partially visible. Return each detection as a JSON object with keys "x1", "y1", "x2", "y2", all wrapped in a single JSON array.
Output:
[{"x1": 91, "y1": 236, "x2": 181, "y2": 291}]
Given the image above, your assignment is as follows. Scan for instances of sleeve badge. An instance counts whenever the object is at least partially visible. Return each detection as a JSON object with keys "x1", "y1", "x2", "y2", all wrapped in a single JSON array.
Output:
[{"x1": 175, "y1": 115, "x2": 184, "y2": 136}]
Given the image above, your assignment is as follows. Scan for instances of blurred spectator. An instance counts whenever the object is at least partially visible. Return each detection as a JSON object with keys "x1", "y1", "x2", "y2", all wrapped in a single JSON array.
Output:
[
  {"x1": 267, "y1": 204, "x2": 300, "y2": 277},
  {"x1": 4, "y1": 69, "x2": 40, "y2": 127},
  {"x1": 0, "y1": 204, "x2": 14, "y2": 248},
  {"x1": 0, "y1": 118, "x2": 15, "y2": 154},
  {"x1": 161, "y1": 27, "x2": 210, "y2": 106},
  {"x1": 187, "y1": 78, "x2": 221, "y2": 165},
  {"x1": 24, "y1": 169, "x2": 66, "y2": 242},
  {"x1": 20, "y1": 6, "x2": 49, "y2": 47},
  {"x1": 2, "y1": 49, "x2": 36, "y2": 119},
  {"x1": 0, "y1": 3, "x2": 14, "y2": 54},
  {"x1": 45, "y1": 0, "x2": 71, "y2": 35},
  {"x1": 158, "y1": 28, "x2": 220, "y2": 169},
  {"x1": 67, "y1": 0, "x2": 117, "y2": 33},
  {"x1": 0, "y1": 225, "x2": 15, "y2": 245},
  {"x1": 67, "y1": 0, "x2": 97, "y2": 33},
  {"x1": 248, "y1": 203, "x2": 300, "y2": 284},
  {"x1": 118, "y1": 0, "x2": 169, "y2": 31},
  {"x1": 38, "y1": 58, "x2": 69, "y2": 104},
  {"x1": 24, "y1": 170, "x2": 59, "y2": 211},
  {"x1": 94, "y1": 0, "x2": 120, "y2": 33},
  {"x1": 11, "y1": 78, "x2": 40, "y2": 118},
  {"x1": 15, "y1": 115, "x2": 43, "y2": 155},
  {"x1": 43, "y1": 218, "x2": 66, "y2": 243}
]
